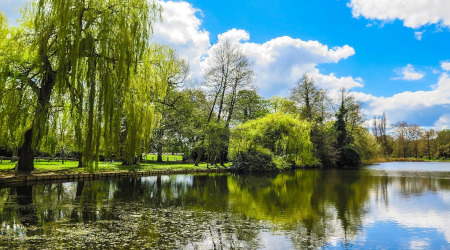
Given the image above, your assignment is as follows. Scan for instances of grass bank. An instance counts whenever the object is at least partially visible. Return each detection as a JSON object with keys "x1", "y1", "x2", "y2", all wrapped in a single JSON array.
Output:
[
  {"x1": 0, "y1": 159, "x2": 228, "y2": 178},
  {"x1": 371, "y1": 157, "x2": 450, "y2": 163}
]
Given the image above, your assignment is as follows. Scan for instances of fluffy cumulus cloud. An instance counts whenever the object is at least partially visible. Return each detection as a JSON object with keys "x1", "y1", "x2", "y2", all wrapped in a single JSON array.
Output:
[
  {"x1": 154, "y1": 2, "x2": 361, "y2": 96},
  {"x1": 435, "y1": 114, "x2": 450, "y2": 130},
  {"x1": 392, "y1": 64, "x2": 425, "y2": 81},
  {"x1": 230, "y1": 31, "x2": 359, "y2": 96},
  {"x1": 354, "y1": 73, "x2": 450, "y2": 126},
  {"x1": 348, "y1": 0, "x2": 450, "y2": 29},
  {"x1": 153, "y1": 1, "x2": 446, "y2": 128},
  {"x1": 153, "y1": 1, "x2": 210, "y2": 81},
  {"x1": 203, "y1": 29, "x2": 360, "y2": 96}
]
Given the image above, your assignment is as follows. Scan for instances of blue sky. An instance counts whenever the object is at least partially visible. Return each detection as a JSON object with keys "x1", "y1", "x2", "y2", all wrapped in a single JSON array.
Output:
[
  {"x1": 1, "y1": 0, "x2": 450, "y2": 129},
  {"x1": 189, "y1": 0, "x2": 450, "y2": 93}
]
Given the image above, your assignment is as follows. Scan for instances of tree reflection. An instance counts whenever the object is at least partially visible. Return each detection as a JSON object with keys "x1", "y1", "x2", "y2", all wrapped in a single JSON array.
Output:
[
  {"x1": 0, "y1": 169, "x2": 449, "y2": 248},
  {"x1": 15, "y1": 186, "x2": 37, "y2": 228}
]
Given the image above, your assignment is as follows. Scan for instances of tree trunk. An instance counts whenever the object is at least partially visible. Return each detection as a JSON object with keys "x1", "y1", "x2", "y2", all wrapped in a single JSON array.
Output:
[
  {"x1": 11, "y1": 147, "x2": 17, "y2": 163},
  {"x1": 17, "y1": 57, "x2": 56, "y2": 173},
  {"x1": 157, "y1": 144, "x2": 163, "y2": 162},
  {"x1": 77, "y1": 152, "x2": 83, "y2": 167},
  {"x1": 17, "y1": 129, "x2": 35, "y2": 172},
  {"x1": 83, "y1": 57, "x2": 97, "y2": 169},
  {"x1": 194, "y1": 147, "x2": 203, "y2": 166},
  {"x1": 122, "y1": 157, "x2": 138, "y2": 165}
]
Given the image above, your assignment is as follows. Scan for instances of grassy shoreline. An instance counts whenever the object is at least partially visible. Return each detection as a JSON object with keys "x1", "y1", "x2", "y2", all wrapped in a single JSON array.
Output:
[
  {"x1": 371, "y1": 157, "x2": 450, "y2": 163},
  {"x1": 0, "y1": 160, "x2": 228, "y2": 178}
]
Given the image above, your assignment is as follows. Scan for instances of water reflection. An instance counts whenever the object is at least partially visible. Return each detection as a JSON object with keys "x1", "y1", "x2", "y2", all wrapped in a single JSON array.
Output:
[{"x1": 0, "y1": 162, "x2": 449, "y2": 248}]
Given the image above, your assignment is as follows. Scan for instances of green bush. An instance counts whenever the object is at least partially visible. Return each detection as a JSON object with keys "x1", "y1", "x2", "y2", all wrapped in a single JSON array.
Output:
[
  {"x1": 231, "y1": 148, "x2": 276, "y2": 172},
  {"x1": 229, "y1": 113, "x2": 317, "y2": 168},
  {"x1": 337, "y1": 145, "x2": 361, "y2": 168}
]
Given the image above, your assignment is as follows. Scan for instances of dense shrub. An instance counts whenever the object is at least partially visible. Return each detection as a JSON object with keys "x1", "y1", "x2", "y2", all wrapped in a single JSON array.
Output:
[
  {"x1": 337, "y1": 145, "x2": 361, "y2": 168},
  {"x1": 229, "y1": 113, "x2": 317, "y2": 169},
  {"x1": 230, "y1": 148, "x2": 276, "y2": 172}
]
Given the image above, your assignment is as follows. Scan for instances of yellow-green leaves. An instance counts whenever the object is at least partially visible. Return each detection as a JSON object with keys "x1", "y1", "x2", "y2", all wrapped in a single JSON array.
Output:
[
  {"x1": 230, "y1": 113, "x2": 317, "y2": 168},
  {"x1": 122, "y1": 44, "x2": 186, "y2": 165}
]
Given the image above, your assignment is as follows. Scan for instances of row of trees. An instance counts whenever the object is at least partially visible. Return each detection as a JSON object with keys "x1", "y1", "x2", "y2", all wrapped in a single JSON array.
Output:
[
  {"x1": 151, "y1": 57, "x2": 377, "y2": 170},
  {"x1": 372, "y1": 117, "x2": 450, "y2": 159},
  {"x1": 0, "y1": 0, "x2": 378, "y2": 171}
]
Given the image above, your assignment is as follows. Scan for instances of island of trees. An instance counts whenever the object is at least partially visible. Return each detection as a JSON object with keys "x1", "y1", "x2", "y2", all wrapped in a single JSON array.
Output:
[{"x1": 0, "y1": 0, "x2": 449, "y2": 174}]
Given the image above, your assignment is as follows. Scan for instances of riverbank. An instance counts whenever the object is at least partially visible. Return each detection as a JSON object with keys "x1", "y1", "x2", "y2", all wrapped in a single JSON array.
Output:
[
  {"x1": 371, "y1": 157, "x2": 450, "y2": 163},
  {"x1": 0, "y1": 160, "x2": 229, "y2": 186}
]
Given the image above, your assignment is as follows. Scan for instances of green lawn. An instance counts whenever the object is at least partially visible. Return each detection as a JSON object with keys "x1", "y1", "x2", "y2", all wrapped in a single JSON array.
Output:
[
  {"x1": 144, "y1": 154, "x2": 183, "y2": 162},
  {"x1": 0, "y1": 158, "x2": 227, "y2": 177}
]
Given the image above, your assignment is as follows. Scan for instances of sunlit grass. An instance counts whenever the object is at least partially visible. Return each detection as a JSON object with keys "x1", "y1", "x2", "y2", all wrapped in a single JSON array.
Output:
[
  {"x1": 0, "y1": 158, "x2": 227, "y2": 176},
  {"x1": 144, "y1": 154, "x2": 183, "y2": 161},
  {"x1": 372, "y1": 157, "x2": 450, "y2": 163}
]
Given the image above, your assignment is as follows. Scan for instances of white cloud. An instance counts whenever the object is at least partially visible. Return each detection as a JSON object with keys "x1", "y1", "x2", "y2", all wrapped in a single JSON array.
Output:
[
  {"x1": 355, "y1": 73, "x2": 450, "y2": 125},
  {"x1": 393, "y1": 64, "x2": 424, "y2": 81},
  {"x1": 442, "y1": 61, "x2": 450, "y2": 71},
  {"x1": 203, "y1": 30, "x2": 359, "y2": 97},
  {"x1": 153, "y1": 1, "x2": 210, "y2": 82},
  {"x1": 155, "y1": 3, "x2": 361, "y2": 96},
  {"x1": 217, "y1": 28, "x2": 250, "y2": 43},
  {"x1": 434, "y1": 114, "x2": 450, "y2": 130},
  {"x1": 414, "y1": 31, "x2": 424, "y2": 41},
  {"x1": 153, "y1": 1, "x2": 449, "y2": 127},
  {"x1": 348, "y1": 0, "x2": 450, "y2": 29}
]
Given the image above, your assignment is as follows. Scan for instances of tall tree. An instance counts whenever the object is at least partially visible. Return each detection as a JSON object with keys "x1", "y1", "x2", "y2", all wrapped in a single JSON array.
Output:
[
  {"x1": 194, "y1": 39, "x2": 254, "y2": 166},
  {"x1": 409, "y1": 124, "x2": 423, "y2": 158},
  {"x1": 233, "y1": 90, "x2": 269, "y2": 124},
  {"x1": 334, "y1": 89, "x2": 362, "y2": 168},
  {"x1": 289, "y1": 74, "x2": 335, "y2": 167},
  {"x1": 372, "y1": 112, "x2": 392, "y2": 156},
  {"x1": 393, "y1": 121, "x2": 415, "y2": 158},
  {"x1": 149, "y1": 48, "x2": 188, "y2": 162},
  {"x1": 423, "y1": 129, "x2": 436, "y2": 159},
  {"x1": 120, "y1": 44, "x2": 185, "y2": 165},
  {"x1": 436, "y1": 129, "x2": 450, "y2": 159},
  {"x1": 335, "y1": 93, "x2": 349, "y2": 150},
  {"x1": 290, "y1": 74, "x2": 328, "y2": 122},
  {"x1": 0, "y1": 0, "x2": 162, "y2": 172}
]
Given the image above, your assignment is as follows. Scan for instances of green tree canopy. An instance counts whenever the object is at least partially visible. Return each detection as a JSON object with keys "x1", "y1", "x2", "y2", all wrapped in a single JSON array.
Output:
[
  {"x1": 0, "y1": 0, "x2": 165, "y2": 171},
  {"x1": 229, "y1": 113, "x2": 317, "y2": 169}
]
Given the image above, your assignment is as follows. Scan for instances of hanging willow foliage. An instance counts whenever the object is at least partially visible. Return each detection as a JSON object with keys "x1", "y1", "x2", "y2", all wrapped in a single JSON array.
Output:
[
  {"x1": 122, "y1": 44, "x2": 187, "y2": 165},
  {"x1": 229, "y1": 113, "x2": 317, "y2": 167},
  {"x1": 0, "y1": 0, "x2": 165, "y2": 171},
  {"x1": 0, "y1": 14, "x2": 35, "y2": 158}
]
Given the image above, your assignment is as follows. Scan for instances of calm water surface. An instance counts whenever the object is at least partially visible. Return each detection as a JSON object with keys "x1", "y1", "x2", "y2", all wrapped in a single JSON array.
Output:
[{"x1": 1, "y1": 162, "x2": 450, "y2": 249}]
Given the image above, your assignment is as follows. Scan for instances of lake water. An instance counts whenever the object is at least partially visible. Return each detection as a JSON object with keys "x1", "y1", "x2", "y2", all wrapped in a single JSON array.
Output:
[{"x1": 1, "y1": 162, "x2": 450, "y2": 249}]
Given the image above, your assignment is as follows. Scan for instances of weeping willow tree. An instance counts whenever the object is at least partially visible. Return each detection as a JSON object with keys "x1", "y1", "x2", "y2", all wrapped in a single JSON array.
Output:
[
  {"x1": 0, "y1": 13, "x2": 35, "y2": 162},
  {"x1": 0, "y1": 0, "x2": 163, "y2": 172},
  {"x1": 121, "y1": 44, "x2": 187, "y2": 165},
  {"x1": 229, "y1": 113, "x2": 317, "y2": 169}
]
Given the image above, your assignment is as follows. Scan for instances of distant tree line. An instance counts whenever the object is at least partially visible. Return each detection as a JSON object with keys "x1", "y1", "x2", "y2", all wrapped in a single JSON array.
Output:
[{"x1": 372, "y1": 117, "x2": 450, "y2": 160}]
